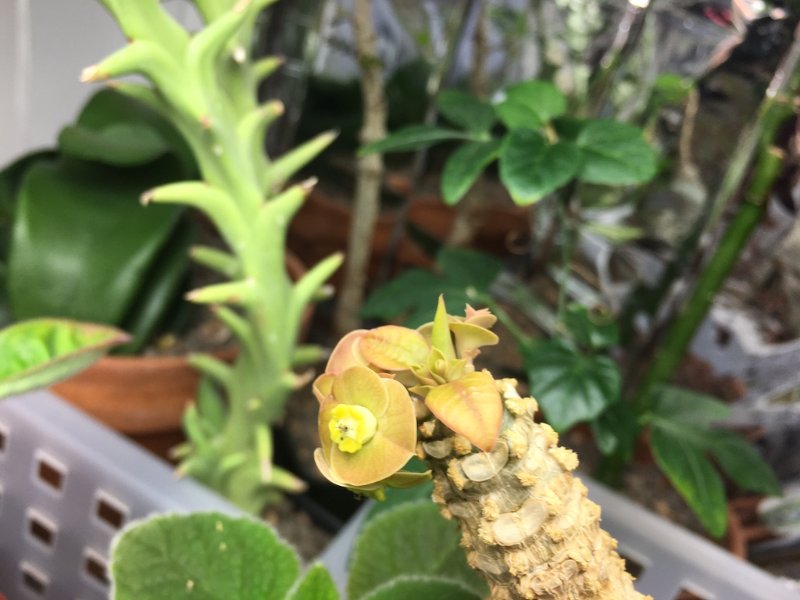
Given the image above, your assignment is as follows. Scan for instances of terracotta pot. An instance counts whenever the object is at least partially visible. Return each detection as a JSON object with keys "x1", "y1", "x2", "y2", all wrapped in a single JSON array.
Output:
[{"x1": 51, "y1": 252, "x2": 311, "y2": 441}]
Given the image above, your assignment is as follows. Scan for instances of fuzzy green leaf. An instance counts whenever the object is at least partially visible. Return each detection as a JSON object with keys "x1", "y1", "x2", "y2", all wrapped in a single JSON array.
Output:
[
  {"x1": 524, "y1": 340, "x2": 620, "y2": 432},
  {"x1": 496, "y1": 80, "x2": 566, "y2": 129},
  {"x1": 287, "y1": 564, "x2": 339, "y2": 600},
  {"x1": 499, "y1": 130, "x2": 580, "y2": 205},
  {"x1": 708, "y1": 430, "x2": 781, "y2": 496},
  {"x1": 575, "y1": 120, "x2": 658, "y2": 185},
  {"x1": 441, "y1": 140, "x2": 502, "y2": 205},
  {"x1": 363, "y1": 576, "x2": 482, "y2": 600},
  {"x1": 359, "y1": 126, "x2": 471, "y2": 156},
  {"x1": 650, "y1": 426, "x2": 728, "y2": 537},
  {"x1": 0, "y1": 319, "x2": 128, "y2": 398},
  {"x1": 436, "y1": 90, "x2": 495, "y2": 134},
  {"x1": 348, "y1": 501, "x2": 487, "y2": 600},
  {"x1": 111, "y1": 512, "x2": 300, "y2": 600}
]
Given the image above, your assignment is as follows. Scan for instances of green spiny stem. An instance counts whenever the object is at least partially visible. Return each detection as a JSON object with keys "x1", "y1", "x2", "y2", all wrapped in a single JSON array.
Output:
[
  {"x1": 636, "y1": 145, "x2": 785, "y2": 409},
  {"x1": 94, "y1": 0, "x2": 337, "y2": 510}
]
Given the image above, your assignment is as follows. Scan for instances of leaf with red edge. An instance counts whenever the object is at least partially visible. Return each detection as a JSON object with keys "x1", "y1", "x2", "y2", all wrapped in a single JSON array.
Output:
[
  {"x1": 359, "y1": 326, "x2": 429, "y2": 371},
  {"x1": 424, "y1": 370, "x2": 502, "y2": 452},
  {"x1": 326, "y1": 329, "x2": 369, "y2": 374}
]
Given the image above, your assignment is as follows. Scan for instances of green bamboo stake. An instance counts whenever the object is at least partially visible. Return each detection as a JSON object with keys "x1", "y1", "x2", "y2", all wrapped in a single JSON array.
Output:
[
  {"x1": 86, "y1": 0, "x2": 342, "y2": 512},
  {"x1": 636, "y1": 144, "x2": 785, "y2": 407}
]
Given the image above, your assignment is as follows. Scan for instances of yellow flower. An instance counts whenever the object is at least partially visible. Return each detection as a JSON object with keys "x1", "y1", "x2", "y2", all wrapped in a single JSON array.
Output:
[
  {"x1": 328, "y1": 404, "x2": 378, "y2": 453},
  {"x1": 315, "y1": 366, "x2": 419, "y2": 488}
]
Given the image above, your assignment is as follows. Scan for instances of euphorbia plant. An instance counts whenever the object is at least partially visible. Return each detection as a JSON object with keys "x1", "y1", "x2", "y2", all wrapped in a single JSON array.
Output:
[
  {"x1": 85, "y1": 0, "x2": 342, "y2": 511},
  {"x1": 314, "y1": 297, "x2": 649, "y2": 599}
]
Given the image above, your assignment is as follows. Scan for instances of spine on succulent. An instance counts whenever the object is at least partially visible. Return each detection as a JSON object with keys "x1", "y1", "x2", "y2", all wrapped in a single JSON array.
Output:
[
  {"x1": 189, "y1": 245, "x2": 241, "y2": 279},
  {"x1": 253, "y1": 56, "x2": 285, "y2": 84},
  {"x1": 237, "y1": 101, "x2": 285, "y2": 167},
  {"x1": 419, "y1": 379, "x2": 649, "y2": 600},
  {"x1": 97, "y1": 0, "x2": 190, "y2": 53},
  {"x1": 142, "y1": 182, "x2": 246, "y2": 248},
  {"x1": 186, "y1": 278, "x2": 256, "y2": 306},
  {"x1": 291, "y1": 253, "x2": 345, "y2": 323},
  {"x1": 261, "y1": 131, "x2": 339, "y2": 193},
  {"x1": 188, "y1": 353, "x2": 234, "y2": 389}
]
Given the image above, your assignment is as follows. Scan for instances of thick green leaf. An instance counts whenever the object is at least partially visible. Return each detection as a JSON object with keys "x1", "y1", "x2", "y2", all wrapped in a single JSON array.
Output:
[
  {"x1": 441, "y1": 140, "x2": 502, "y2": 205},
  {"x1": 495, "y1": 80, "x2": 566, "y2": 129},
  {"x1": 562, "y1": 303, "x2": 618, "y2": 350},
  {"x1": 359, "y1": 126, "x2": 471, "y2": 156},
  {"x1": 436, "y1": 90, "x2": 496, "y2": 134},
  {"x1": 8, "y1": 157, "x2": 185, "y2": 329},
  {"x1": 59, "y1": 124, "x2": 168, "y2": 167},
  {"x1": 363, "y1": 576, "x2": 481, "y2": 600},
  {"x1": 348, "y1": 501, "x2": 487, "y2": 600},
  {"x1": 499, "y1": 130, "x2": 580, "y2": 205},
  {"x1": 650, "y1": 426, "x2": 728, "y2": 537},
  {"x1": 591, "y1": 401, "x2": 639, "y2": 459},
  {"x1": 575, "y1": 120, "x2": 658, "y2": 185},
  {"x1": 649, "y1": 386, "x2": 731, "y2": 426},
  {"x1": 524, "y1": 340, "x2": 620, "y2": 432},
  {"x1": 0, "y1": 319, "x2": 129, "y2": 399},
  {"x1": 287, "y1": 564, "x2": 339, "y2": 600},
  {"x1": 111, "y1": 512, "x2": 300, "y2": 600},
  {"x1": 708, "y1": 430, "x2": 781, "y2": 496}
]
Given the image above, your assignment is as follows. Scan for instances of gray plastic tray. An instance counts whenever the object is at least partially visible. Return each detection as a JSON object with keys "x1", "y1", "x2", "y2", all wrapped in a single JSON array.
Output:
[{"x1": 0, "y1": 391, "x2": 242, "y2": 599}]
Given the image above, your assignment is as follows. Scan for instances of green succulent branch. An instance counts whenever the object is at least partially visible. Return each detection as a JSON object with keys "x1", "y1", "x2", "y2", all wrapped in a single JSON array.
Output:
[{"x1": 87, "y1": 0, "x2": 342, "y2": 511}]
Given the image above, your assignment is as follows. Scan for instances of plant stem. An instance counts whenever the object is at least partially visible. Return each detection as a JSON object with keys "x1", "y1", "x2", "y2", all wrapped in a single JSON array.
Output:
[
  {"x1": 333, "y1": 0, "x2": 387, "y2": 336},
  {"x1": 635, "y1": 145, "x2": 785, "y2": 408}
]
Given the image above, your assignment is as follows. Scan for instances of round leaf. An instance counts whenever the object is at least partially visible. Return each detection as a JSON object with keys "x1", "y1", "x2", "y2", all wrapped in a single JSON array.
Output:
[
  {"x1": 499, "y1": 130, "x2": 580, "y2": 205},
  {"x1": 110, "y1": 512, "x2": 301, "y2": 599},
  {"x1": 348, "y1": 501, "x2": 487, "y2": 600},
  {"x1": 575, "y1": 120, "x2": 658, "y2": 185},
  {"x1": 524, "y1": 340, "x2": 620, "y2": 432},
  {"x1": 495, "y1": 80, "x2": 566, "y2": 129},
  {"x1": 436, "y1": 90, "x2": 496, "y2": 134}
]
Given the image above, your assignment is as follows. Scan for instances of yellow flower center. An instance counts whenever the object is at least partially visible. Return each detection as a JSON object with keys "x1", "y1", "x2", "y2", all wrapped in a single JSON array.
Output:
[{"x1": 328, "y1": 404, "x2": 378, "y2": 453}]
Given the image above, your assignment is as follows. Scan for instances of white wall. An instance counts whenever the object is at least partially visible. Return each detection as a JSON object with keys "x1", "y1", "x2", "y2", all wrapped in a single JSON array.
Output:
[{"x1": 0, "y1": 0, "x2": 200, "y2": 167}]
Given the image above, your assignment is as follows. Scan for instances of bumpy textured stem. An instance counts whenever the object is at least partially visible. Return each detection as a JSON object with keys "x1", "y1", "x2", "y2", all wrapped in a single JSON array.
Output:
[{"x1": 419, "y1": 378, "x2": 649, "y2": 600}]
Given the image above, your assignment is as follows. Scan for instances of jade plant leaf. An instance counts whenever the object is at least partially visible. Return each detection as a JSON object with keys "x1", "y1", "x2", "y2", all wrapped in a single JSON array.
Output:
[
  {"x1": 441, "y1": 139, "x2": 502, "y2": 205},
  {"x1": 111, "y1": 512, "x2": 302, "y2": 600},
  {"x1": 523, "y1": 339, "x2": 620, "y2": 432},
  {"x1": 575, "y1": 120, "x2": 658, "y2": 185},
  {"x1": 286, "y1": 564, "x2": 340, "y2": 600},
  {"x1": 495, "y1": 80, "x2": 566, "y2": 129},
  {"x1": 650, "y1": 426, "x2": 728, "y2": 538},
  {"x1": 361, "y1": 247, "x2": 502, "y2": 327},
  {"x1": 8, "y1": 156, "x2": 188, "y2": 347},
  {"x1": 359, "y1": 125, "x2": 472, "y2": 155},
  {"x1": 499, "y1": 129, "x2": 580, "y2": 205},
  {"x1": 348, "y1": 501, "x2": 488, "y2": 600},
  {"x1": 436, "y1": 90, "x2": 496, "y2": 134},
  {"x1": 0, "y1": 319, "x2": 129, "y2": 399},
  {"x1": 363, "y1": 576, "x2": 482, "y2": 600},
  {"x1": 424, "y1": 370, "x2": 502, "y2": 452}
]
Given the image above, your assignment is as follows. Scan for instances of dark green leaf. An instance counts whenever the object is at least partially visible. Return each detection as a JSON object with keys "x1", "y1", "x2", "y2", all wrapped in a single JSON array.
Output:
[
  {"x1": 359, "y1": 126, "x2": 471, "y2": 156},
  {"x1": 575, "y1": 120, "x2": 658, "y2": 185},
  {"x1": 8, "y1": 157, "x2": 185, "y2": 331},
  {"x1": 287, "y1": 564, "x2": 339, "y2": 600},
  {"x1": 551, "y1": 117, "x2": 585, "y2": 141},
  {"x1": 649, "y1": 386, "x2": 731, "y2": 426},
  {"x1": 524, "y1": 340, "x2": 620, "y2": 432},
  {"x1": 495, "y1": 80, "x2": 566, "y2": 129},
  {"x1": 59, "y1": 124, "x2": 168, "y2": 167},
  {"x1": 363, "y1": 576, "x2": 481, "y2": 600},
  {"x1": 650, "y1": 426, "x2": 728, "y2": 537},
  {"x1": 361, "y1": 269, "x2": 442, "y2": 323},
  {"x1": 499, "y1": 130, "x2": 580, "y2": 205},
  {"x1": 437, "y1": 247, "x2": 503, "y2": 293},
  {"x1": 436, "y1": 90, "x2": 496, "y2": 134},
  {"x1": 111, "y1": 512, "x2": 300, "y2": 600},
  {"x1": 0, "y1": 319, "x2": 129, "y2": 399},
  {"x1": 708, "y1": 430, "x2": 781, "y2": 496},
  {"x1": 348, "y1": 501, "x2": 487, "y2": 600},
  {"x1": 441, "y1": 140, "x2": 502, "y2": 205},
  {"x1": 591, "y1": 401, "x2": 639, "y2": 459},
  {"x1": 562, "y1": 303, "x2": 618, "y2": 350}
]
